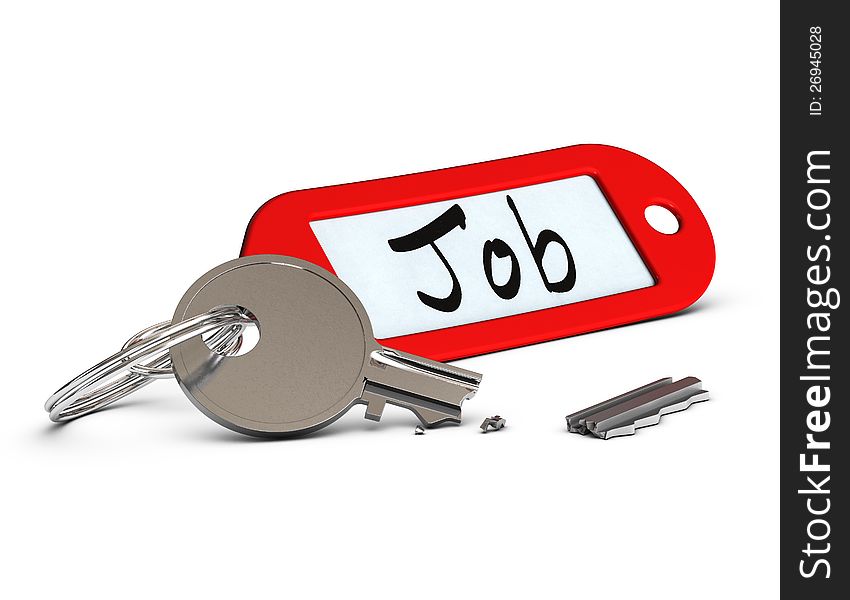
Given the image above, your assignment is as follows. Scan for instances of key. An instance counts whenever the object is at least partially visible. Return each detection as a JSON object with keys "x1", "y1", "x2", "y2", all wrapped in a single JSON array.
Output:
[{"x1": 168, "y1": 254, "x2": 482, "y2": 437}]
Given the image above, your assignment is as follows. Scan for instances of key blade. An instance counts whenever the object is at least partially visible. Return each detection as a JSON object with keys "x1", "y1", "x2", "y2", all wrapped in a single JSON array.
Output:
[
  {"x1": 377, "y1": 348, "x2": 483, "y2": 387},
  {"x1": 594, "y1": 390, "x2": 710, "y2": 439},
  {"x1": 574, "y1": 377, "x2": 709, "y2": 439},
  {"x1": 565, "y1": 377, "x2": 673, "y2": 433},
  {"x1": 362, "y1": 347, "x2": 481, "y2": 426}
]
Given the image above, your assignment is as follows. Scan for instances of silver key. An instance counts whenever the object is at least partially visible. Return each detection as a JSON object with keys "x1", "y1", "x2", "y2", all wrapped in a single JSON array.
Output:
[{"x1": 169, "y1": 255, "x2": 482, "y2": 437}]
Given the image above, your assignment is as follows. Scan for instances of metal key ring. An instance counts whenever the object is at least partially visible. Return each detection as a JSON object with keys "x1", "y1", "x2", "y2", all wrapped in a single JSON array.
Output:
[
  {"x1": 124, "y1": 319, "x2": 246, "y2": 378},
  {"x1": 45, "y1": 305, "x2": 255, "y2": 422}
]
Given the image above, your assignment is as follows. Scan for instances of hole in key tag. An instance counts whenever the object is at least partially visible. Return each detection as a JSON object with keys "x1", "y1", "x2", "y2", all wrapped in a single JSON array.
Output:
[{"x1": 241, "y1": 144, "x2": 715, "y2": 361}]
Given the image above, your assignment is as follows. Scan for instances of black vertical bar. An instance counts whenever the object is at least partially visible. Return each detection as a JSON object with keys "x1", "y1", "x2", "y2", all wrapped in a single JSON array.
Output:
[{"x1": 781, "y1": 3, "x2": 846, "y2": 596}]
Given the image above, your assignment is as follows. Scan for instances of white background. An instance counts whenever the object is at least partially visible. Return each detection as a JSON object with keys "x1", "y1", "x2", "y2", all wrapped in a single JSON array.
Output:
[{"x1": 0, "y1": 2, "x2": 778, "y2": 598}]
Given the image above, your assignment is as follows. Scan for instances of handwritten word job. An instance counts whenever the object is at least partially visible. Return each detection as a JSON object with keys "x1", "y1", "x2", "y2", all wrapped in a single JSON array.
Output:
[{"x1": 387, "y1": 195, "x2": 576, "y2": 312}]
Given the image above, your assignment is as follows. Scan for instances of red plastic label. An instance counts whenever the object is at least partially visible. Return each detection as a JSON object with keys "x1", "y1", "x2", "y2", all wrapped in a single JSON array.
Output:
[{"x1": 241, "y1": 145, "x2": 715, "y2": 361}]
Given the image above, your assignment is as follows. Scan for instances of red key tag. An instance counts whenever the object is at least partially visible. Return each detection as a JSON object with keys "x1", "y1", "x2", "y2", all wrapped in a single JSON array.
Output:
[{"x1": 241, "y1": 144, "x2": 715, "y2": 361}]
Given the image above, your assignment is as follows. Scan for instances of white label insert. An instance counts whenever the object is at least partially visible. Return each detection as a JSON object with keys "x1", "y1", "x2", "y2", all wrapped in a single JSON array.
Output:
[{"x1": 310, "y1": 175, "x2": 654, "y2": 339}]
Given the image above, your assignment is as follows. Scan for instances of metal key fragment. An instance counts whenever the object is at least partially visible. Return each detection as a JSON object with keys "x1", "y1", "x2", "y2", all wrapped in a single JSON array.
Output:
[
  {"x1": 480, "y1": 415, "x2": 506, "y2": 432},
  {"x1": 565, "y1": 377, "x2": 709, "y2": 439}
]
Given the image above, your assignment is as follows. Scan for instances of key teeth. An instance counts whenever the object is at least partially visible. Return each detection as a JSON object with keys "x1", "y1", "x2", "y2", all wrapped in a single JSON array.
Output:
[
  {"x1": 415, "y1": 409, "x2": 462, "y2": 427},
  {"x1": 359, "y1": 383, "x2": 475, "y2": 428},
  {"x1": 411, "y1": 389, "x2": 478, "y2": 427},
  {"x1": 593, "y1": 424, "x2": 635, "y2": 440},
  {"x1": 591, "y1": 391, "x2": 709, "y2": 439},
  {"x1": 362, "y1": 395, "x2": 459, "y2": 427}
]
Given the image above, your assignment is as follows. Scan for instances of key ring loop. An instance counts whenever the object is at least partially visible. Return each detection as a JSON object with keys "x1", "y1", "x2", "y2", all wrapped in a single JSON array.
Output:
[
  {"x1": 124, "y1": 319, "x2": 246, "y2": 378},
  {"x1": 45, "y1": 305, "x2": 255, "y2": 422}
]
